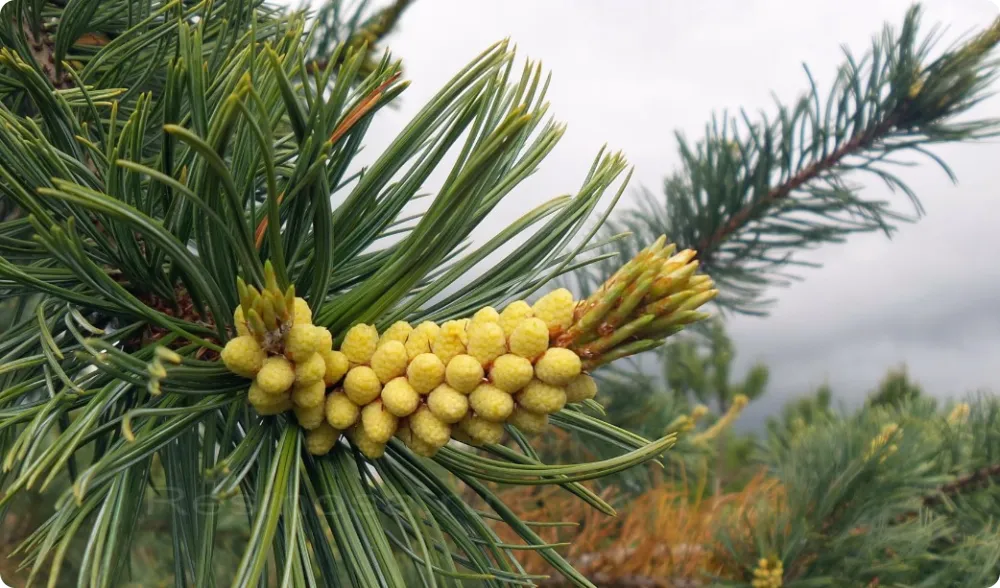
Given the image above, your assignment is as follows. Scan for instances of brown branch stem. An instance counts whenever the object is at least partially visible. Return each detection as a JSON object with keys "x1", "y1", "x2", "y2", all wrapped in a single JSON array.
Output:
[
  {"x1": 882, "y1": 462, "x2": 1000, "y2": 525},
  {"x1": 922, "y1": 462, "x2": 1000, "y2": 508},
  {"x1": 695, "y1": 115, "x2": 900, "y2": 260}
]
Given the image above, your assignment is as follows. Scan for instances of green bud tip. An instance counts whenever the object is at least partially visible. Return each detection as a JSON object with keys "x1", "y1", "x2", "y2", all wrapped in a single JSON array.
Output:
[
  {"x1": 155, "y1": 346, "x2": 183, "y2": 365},
  {"x1": 236, "y1": 278, "x2": 249, "y2": 310},
  {"x1": 260, "y1": 299, "x2": 278, "y2": 331},
  {"x1": 147, "y1": 379, "x2": 162, "y2": 397},
  {"x1": 247, "y1": 285, "x2": 261, "y2": 307},
  {"x1": 147, "y1": 360, "x2": 168, "y2": 380},
  {"x1": 246, "y1": 308, "x2": 267, "y2": 336},
  {"x1": 676, "y1": 289, "x2": 719, "y2": 312},
  {"x1": 271, "y1": 287, "x2": 288, "y2": 319},
  {"x1": 264, "y1": 260, "x2": 279, "y2": 294}
]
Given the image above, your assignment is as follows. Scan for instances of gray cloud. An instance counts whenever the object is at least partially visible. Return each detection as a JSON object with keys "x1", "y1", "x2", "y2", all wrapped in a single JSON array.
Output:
[{"x1": 292, "y1": 0, "x2": 1000, "y2": 422}]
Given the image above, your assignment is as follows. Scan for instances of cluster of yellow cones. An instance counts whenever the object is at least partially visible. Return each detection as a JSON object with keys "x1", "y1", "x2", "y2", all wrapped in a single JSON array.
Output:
[
  {"x1": 751, "y1": 558, "x2": 784, "y2": 588},
  {"x1": 220, "y1": 237, "x2": 719, "y2": 458},
  {"x1": 863, "y1": 423, "x2": 902, "y2": 464}
]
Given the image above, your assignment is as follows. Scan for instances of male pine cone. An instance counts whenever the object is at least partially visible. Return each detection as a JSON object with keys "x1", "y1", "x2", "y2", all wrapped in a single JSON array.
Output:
[{"x1": 220, "y1": 237, "x2": 717, "y2": 458}]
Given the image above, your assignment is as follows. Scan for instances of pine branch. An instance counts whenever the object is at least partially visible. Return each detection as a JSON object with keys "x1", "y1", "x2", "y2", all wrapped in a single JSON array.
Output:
[
  {"x1": 694, "y1": 114, "x2": 899, "y2": 262},
  {"x1": 923, "y1": 462, "x2": 1000, "y2": 508},
  {"x1": 589, "y1": 6, "x2": 1000, "y2": 315},
  {"x1": 886, "y1": 461, "x2": 1000, "y2": 526},
  {"x1": 712, "y1": 393, "x2": 1000, "y2": 585},
  {"x1": 18, "y1": 22, "x2": 72, "y2": 89},
  {"x1": 306, "y1": 0, "x2": 414, "y2": 74}
]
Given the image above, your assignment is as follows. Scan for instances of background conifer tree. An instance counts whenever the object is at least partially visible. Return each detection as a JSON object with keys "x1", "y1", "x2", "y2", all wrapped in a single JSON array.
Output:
[{"x1": 563, "y1": 2, "x2": 1000, "y2": 487}]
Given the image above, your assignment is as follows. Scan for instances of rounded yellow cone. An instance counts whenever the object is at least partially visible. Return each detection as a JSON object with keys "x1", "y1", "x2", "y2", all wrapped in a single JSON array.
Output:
[
  {"x1": 534, "y1": 348, "x2": 582, "y2": 386},
  {"x1": 371, "y1": 340, "x2": 408, "y2": 383},
  {"x1": 469, "y1": 384, "x2": 514, "y2": 422},
  {"x1": 292, "y1": 297, "x2": 312, "y2": 325},
  {"x1": 379, "y1": 321, "x2": 413, "y2": 346},
  {"x1": 471, "y1": 307, "x2": 500, "y2": 324},
  {"x1": 499, "y1": 301, "x2": 533, "y2": 338},
  {"x1": 325, "y1": 391, "x2": 361, "y2": 430},
  {"x1": 321, "y1": 349, "x2": 350, "y2": 386},
  {"x1": 398, "y1": 424, "x2": 439, "y2": 457},
  {"x1": 361, "y1": 401, "x2": 398, "y2": 444},
  {"x1": 344, "y1": 366, "x2": 382, "y2": 405},
  {"x1": 404, "y1": 329, "x2": 431, "y2": 360},
  {"x1": 509, "y1": 407, "x2": 548, "y2": 435},
  {"x1": 445, "y1": 354, "x2": 484, "y2": 393},
  {"x1": 565, "y1": 374, "x2": 598, "y2": 403},
  {"x1": 518, "y1": 380, "x2": 567, "y2": 414},
  {"x1": 294, "y1": 403, "x2": 326, "y2": 430},
  {"x1": 459, "y1": 414, "x2": 504, "y2": 445},
  {"x1": 406, "y1": 353, "x2": 445, "y2": 394},
  {"x1": 410, "y1": 406, "x2": 451, "y2": 448},
  {"x1": 432, "y1": 321, "x2": 467, "y2": 365},
  {"x1": 341, "y1": 324, "x2": 380, "y2": 365},
  {"x1": 255, "y1": 356, "x2": 296, "y2": 395},
  {"x1": 255, "y1": 394, "x2": 293, "y2": 416},
  {"x1": 381, "y1": 377, "x2": 420, "y2": 417},
  {"x1": 532, "y1": 288, "x2": 575, "y2": 334},
  {"x1": 292, "y1": 379, "x2": 326, "y2": 408},
  {"x1": 285, "y1": 324, "x2": 333, "y2": 363},
  {"x1": 427, "y1": 384, "x2": 470, "y2": 424},
  {"x1": 349, "y1": 426, "x2": 386, "y2": 459},
  {"x1": 221, "y1": 336, "x2": 266, "y2": 378},
  {"x1": 414, "y1": 320, "x2": 441, "y2": 342},
  {"x1": 508, "y1": 318, "x2": 549, "y2": 360},
  {"x1": 466, "y1": 321, "x2": 506, "y2": 366},
  {"x1": 248, "y1": 383, "x2": 290, "y2": 412},
  {"x1": 295, "y1": 352, "x2": 327, "y2": 385},
  {"x1": 488, "y1": 354, "x2": 534, "y2": 393},
  {"x1": 306, "y1": 423, "x2": 340, "y2": 455}
]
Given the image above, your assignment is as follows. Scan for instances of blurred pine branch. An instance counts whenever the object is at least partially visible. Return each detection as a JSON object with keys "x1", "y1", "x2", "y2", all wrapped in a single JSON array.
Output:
[{"x1": 576, "y1": 6, "x2": 1000, "y2": 316}]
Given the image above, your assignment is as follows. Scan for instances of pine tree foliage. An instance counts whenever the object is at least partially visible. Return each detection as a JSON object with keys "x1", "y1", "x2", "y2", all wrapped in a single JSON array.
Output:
[
  {"x1": 560, "y1": 3, "x2": 1000, "y2": 501},
  {"x1": 766, "y1": 367, "x2": 927, "y2": 454},
  {"x1": 306, "y1": 0, "x2": 413, "y2": 76},
  {"x1": 715, "y1": 394, "x2": 1000, "y2": 586},
  {"x1": 579, "y1": 6, "x2": 1000, "y2": 316},
  {"x1": 0, "y1": 1, "x2": 718, "y2": 586},
  {"x1": 764, "y1": 383, "x2": 835, "y2": 452},
  {"x1": 866, "y1": 363, "x2": 927, "y2": 408}
]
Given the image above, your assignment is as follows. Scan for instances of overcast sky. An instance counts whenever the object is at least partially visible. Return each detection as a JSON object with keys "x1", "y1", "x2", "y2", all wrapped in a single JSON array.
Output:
[{"x1": 292, "y1": 0, "x2": 1000, "y2": 426}]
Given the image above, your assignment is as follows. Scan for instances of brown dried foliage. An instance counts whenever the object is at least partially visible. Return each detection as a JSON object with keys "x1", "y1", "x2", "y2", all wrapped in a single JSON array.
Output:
[{"x1": 490, "y1": 471, "x2": 784, "y2": 587}]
